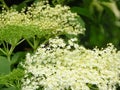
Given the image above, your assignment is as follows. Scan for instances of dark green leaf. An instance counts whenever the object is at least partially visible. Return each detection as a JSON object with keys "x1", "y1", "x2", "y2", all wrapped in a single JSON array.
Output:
[
  {"x1": 11, "y1": 52, "x2": 26, "y2": 65},
  {"x1": 71, "y1": 7, "x2": 92, "y2": 18}
]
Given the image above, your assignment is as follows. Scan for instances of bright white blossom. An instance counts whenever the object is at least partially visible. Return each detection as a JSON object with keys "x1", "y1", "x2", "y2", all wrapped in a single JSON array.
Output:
[{"x1": 21, "y1": 37, "x2": 120, "y2": 90}]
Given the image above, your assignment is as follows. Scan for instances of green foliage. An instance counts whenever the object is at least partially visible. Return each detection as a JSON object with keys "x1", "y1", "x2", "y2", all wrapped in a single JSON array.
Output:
[
  {"x1": 11, "y1": 51, "x2": 26, "y2": 69},
  {"x1": 0, "y1": 56, "x2": 10, "y2": 74},
  {"x1": 0, "y1": 87, "x2": 17, "y2": 90},
  {"x1": 86, "y1": 83, "x2": 99, "y2": 90},
  {"x1": 51, "y1": 0, "x2": 74, "y2": 5},
  {"x1": 0, "y1": 52, "x2": 25, "y2": 89},
  {"x1": 0, "y1": 25, "x2": 54, "y2": 51},
  {"x1": 0, "y1": 68, "x2": 24, "y2": 89},
  {"x1": 71, "y1": 0, "x2": 120, "y2": 49},
  {"x1": 0, "y1": 25, "x2": 26, "y2": 64}
]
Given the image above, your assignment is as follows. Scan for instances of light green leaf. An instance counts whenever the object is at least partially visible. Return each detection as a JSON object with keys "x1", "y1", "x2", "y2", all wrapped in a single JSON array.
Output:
[{"x1": 0, "y1": 56, "x2": 10, "y2": 75}]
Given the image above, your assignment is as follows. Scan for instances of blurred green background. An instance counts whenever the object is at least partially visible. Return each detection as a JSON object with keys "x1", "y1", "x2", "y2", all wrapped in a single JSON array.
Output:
[{"x1": 0, "y1": 0, "x2": 120, "y2": 49}]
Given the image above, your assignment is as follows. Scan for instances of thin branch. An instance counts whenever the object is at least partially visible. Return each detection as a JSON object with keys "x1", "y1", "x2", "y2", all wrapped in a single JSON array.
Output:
[
  {"x1": 16, "y1": 39, "x2": 25, "y2": 46},
  {"x1": 26, "y1": 39, "x2": 34, "y2": 49},
  {"x1": 0, "y1": 48, "x2": 7, "y2": 55}
]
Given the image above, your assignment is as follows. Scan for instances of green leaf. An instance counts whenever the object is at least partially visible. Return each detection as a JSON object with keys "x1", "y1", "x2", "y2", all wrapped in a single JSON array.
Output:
[
  {"x1": 0, "y1": 56, "x2": 11, "y2": 75},
  {"x1": 12, "y1": 2, "x2": 27, "y2": 12},
  {"x1": 71, "y1": 7, "x2": 92, "y2": 18},
  {"x1": 76, "y1": 16, "x2": 85, "y2": 29},
  {"x1": 1, "y1": 87, "x2": 17, "y2": 90},
  {"x1": 11, "y1": 52, "x2": 26, "y2": 65},
  {"x1": 86, "y1": 83, "x2": 99, "y2": 90},
  {"x1": 101, "y1": 1, "x2": 120, "y2": 19}
]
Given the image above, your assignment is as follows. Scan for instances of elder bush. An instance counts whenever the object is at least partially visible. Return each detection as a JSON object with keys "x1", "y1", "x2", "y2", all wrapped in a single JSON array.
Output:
[
  {"x1": 0, "y1": 0, "x2": 119, "y2": 90},
  {"x1": 20, "y1": 1, "x2": 120, "y2": 90}
]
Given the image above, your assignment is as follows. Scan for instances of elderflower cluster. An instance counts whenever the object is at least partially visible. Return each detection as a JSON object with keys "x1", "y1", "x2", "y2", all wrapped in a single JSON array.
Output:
[
  {"x1": 21, "y1": 37, "x2": 120, "y2": 90},
  {"x1": 0, "y1": 1, "x2": 85, "y2": 35}
]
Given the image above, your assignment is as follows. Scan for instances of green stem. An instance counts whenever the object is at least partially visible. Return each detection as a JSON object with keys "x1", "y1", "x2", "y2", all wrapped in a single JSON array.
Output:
[
  {"x1": 26, "y1": 36, "x2": 40, "y2": 51},
  {"x1": 2, "y1": 41, "x2": 7, "y2": 52},
  {"x1": 1, "y1": 39, "x2": 25, "y2": 62},
  {"x1": 9, "y1": 45, "x2": 15, "y2": 56},
  {"x1": 0, "y1": 48, "x2": 7, "y2": 55},
  {"x1": 33, "y1": 36, "x2": 36, "y2": 49},
  {"x1": 0, "y1": 42, "x2": 10, "y2": 62},
  {"x1": 26, "y1": 39, "x2": 34, "y2": 49},
  {"x1": 8, "y1": 39, "x2": 25, "y2": 61},
  {"x1": 33, "y1": 37, "x2": 40, "y2": 51},
  {"x1": 16, "y1": 39, "x2": 25, "y2": 46},
  {"x1": 7, "y1": 54, "x2": 11, "y2": 62}
]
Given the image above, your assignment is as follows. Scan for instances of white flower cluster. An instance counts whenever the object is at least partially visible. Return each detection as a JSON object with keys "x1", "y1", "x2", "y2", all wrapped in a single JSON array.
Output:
[
  {"x1": 0, "y1": 1, "x2": 85, "y2": 35},
  {"x1": 21, "y1": 37, "x2": 120, "y2": 90}
]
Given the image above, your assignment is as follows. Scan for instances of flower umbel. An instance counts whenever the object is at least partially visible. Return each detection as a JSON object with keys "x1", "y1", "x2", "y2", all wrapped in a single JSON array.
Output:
[{"x1": 21, "y1": 37, "x2": 120, "y2": 90}]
